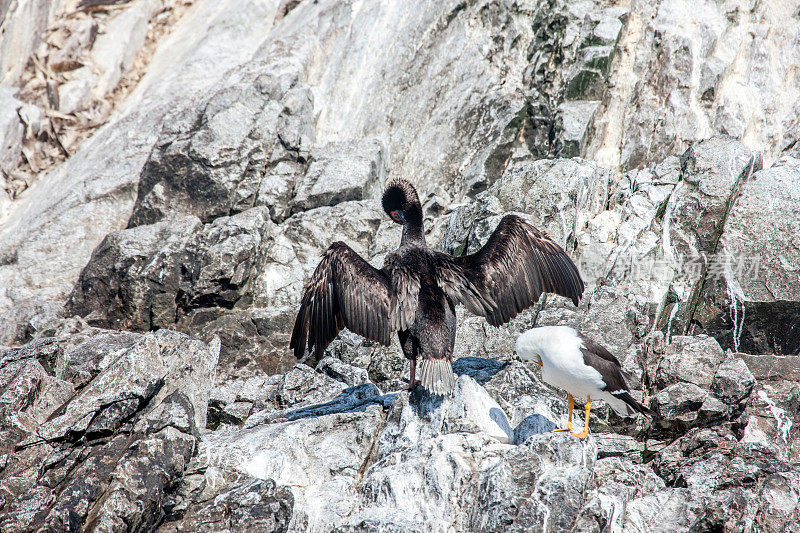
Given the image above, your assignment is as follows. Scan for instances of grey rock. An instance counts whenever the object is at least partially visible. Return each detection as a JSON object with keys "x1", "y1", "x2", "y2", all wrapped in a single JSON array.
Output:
[
  {"x1": 593, "y1": 434, "x2": 647, "y2": 460},
  {"x1": 181, "y1": 306, "x2": 297, "y2": 383},
  {"x1": 292, "y1": 139, "x2": 386, "y2": 213},
  {"x1": 66, "y1": 207, "x2": 282, "y2": 380},
  {"x1": 441, "y1": 157, "x2": 610, "y2": 256},
  {"x1": 129, "y1": 52, "x2": 315, "y2": 226},
  {"x1": 252, "y1": 200, "x2": 396, "y2": 310},
  {"x1": 468, "y1": 434, "x2": 596, "y2": 532},
  {"x1": 198, "y1": 403, "x2": 384, "y2": 532},
  {"x1": 0, "y1": 0, "x2": 68, "y2": 85},
  {"x1": 653, "y1": 382, "x2": 707, "y2": 425},
  {"x1": 276, "y1": 364, "x2": 348, "y2": 409},
  {"x1": 66, "y1": 215, "x2": 203, "y2": 330},
  {"x1": 591, "y1": 0, "x2": 800, "y2": 171},
  {"x1": 159, "y1": 469, "x2": 293, "y2": 533},
  {"x1": 711, "y1": 357, "x2": 756, "y2": 405},
  {"x1": 56, "y1": 67, "x2": 97, "y2": 114},
  {"x1": 316, "y1": 356, "x2": 370, "y2": 387},
  {"x1": 480, "y1": 359, "x2": 566, "y2": 433},
  {"x1": 256, "y1": 160, "x2": 303, "y2": 222},
  {"x1": 558, "y1": 100, "x2": 601, "y2": 157},
  {"x1": 0, "y1": 0, "x2": 280, "y2": 345},
  {"x1": 694, "y1": 156, "x2": 800, "y2": 354},
  {"x1": 0, "y1": 88, "x2": 24, "y2": 177},
  {"x1": 741, "y1": 380, "x2": 800, "y2": 461},
  {"x1": 653, "y1": 335, "x2": 725, "y2": 389},
  {"x1": 647, "y1": 425, "x2": 800, "y2": 531},
  {"x1": 2, "y1": 0, "x2": 800, "y2": 529},
  {"x1": 90, "y1": 0, "x2": 160, "y2": 95},
  {"x1": 0, "y1": 329, "x2": 219, "y2": 532},
  {"x1": 573, "y1": 457, "x2": 665, "y2": 531},
  {"x1": 697, "y1": 395, "x2": 731, "y2": 422}
]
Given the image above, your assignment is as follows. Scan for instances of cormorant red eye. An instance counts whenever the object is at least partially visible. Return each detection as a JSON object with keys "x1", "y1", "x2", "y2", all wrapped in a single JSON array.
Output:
[{"x1": 391, "y1": 210, "x2": 401, "y2": 222}]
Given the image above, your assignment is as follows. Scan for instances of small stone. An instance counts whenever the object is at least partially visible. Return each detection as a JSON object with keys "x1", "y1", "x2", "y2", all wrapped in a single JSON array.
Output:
[
  {"x1": 653, "y1": 382, "x2": 707, "y2": 423},
  {"x1": 316, "y1": 356, "x2": 370, "y2": 387},
  {"x1": 711, "y1": 357, "x2": 756, "y2": 405}
]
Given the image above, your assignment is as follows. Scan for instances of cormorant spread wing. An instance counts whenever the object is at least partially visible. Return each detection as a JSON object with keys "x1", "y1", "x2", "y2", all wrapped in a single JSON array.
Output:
[
  {"x1": 289, "y1": 241, "x2": 419, "y2": 360},
  {"x1": 436, "y1": 214, "x2": 584, "y2": 327}
]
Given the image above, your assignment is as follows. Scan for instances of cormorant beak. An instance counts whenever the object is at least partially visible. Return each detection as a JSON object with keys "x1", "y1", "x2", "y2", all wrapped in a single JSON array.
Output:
[{"x1": 391, "y1": 210, "x2": 406, "y2": 224}]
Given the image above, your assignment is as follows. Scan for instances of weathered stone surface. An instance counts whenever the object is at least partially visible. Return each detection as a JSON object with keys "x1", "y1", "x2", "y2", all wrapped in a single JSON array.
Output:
[
  {"x1": 0, "y1": 0, "x2": 284, "y2": 345},
  {"x1": 292, "y1": 139, "x2": 386, "y2": 213},
  {"x1": 652, "y1": 335, "x2": 725, "y2": 389},
  {"x1": 589, "y1": 0, "x2": 800, "y2": 172},
  {"x1": 0, "y1": 328, "x2": 219, "y2": 532},
  {"x1": 711, "y1": 357, "x2": 755, "y2": 405},
  {"x1": 199, "y1": 403, "x2": 384, "y2": 531},
  {"x1": 159, "y1": 469, "x2": 294, "y2": 533},
  {"x1": 129, "y1": 48, "x2": 315, "y2": 226},
  {"x1": 316, "y1": 356, "x2": 371, "y2": 388},
  {"x1": 0, "y1": 0, "x2": 68, "y2": 85},
  {"x1": 694, "y1": 156, "x2": 800, "y2": 354},
  {"x1": 252, "y1": 200, "x2": 397, "y2": 310},
  {"x1": 66, "y1": 215, "x2": 203, "y2": 331}
]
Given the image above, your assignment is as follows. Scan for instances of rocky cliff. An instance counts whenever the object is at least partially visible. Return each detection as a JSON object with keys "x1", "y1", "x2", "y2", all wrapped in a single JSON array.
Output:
[{"x1": 1, "y1": 0, "x2": 798, "y2": 531}]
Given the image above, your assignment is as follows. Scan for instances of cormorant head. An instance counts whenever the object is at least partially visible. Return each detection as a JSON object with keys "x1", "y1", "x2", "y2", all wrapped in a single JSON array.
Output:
[{"x1": 382, "y1": 179, "x2": 422, "y2": 226}]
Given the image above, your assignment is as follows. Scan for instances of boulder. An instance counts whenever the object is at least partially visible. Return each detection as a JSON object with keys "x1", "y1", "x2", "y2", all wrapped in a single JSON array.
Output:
[{"x1": 292, "y1": 139, "x2": 386, "y2": 213}]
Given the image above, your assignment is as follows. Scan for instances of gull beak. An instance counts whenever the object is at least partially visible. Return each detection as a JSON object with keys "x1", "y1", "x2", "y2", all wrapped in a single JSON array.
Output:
[{"x1": 536, "y1": 360, "x2": 543, "y2": 367}]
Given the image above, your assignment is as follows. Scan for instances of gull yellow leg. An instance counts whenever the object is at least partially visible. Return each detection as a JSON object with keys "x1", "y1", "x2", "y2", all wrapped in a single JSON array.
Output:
[
  {"x1": 552, "y1": 394, "x2": 574, "y2": 433},
  {"x1": 571, "y1": 396, "x2": 591, "y2": 439}
]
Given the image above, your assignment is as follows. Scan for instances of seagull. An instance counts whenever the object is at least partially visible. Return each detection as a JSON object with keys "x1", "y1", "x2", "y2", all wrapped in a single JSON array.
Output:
[
  {"x1": 516, "y1": 325, "x2": 654, "y2": 438},
  {"x1": 290, "y1": 179, "x2": 585, "y2": 395}
]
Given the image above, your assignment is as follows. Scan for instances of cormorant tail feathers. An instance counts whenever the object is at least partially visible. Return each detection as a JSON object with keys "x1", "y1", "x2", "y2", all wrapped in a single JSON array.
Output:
[{"x1": 418, "y1": 358, "x2": 456, "y2": 396}]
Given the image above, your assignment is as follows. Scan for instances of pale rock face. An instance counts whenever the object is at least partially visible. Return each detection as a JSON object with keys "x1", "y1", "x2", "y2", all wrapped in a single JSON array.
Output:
[{"x1": 589, "y1": 0, "x2": 800, "y2": 172}]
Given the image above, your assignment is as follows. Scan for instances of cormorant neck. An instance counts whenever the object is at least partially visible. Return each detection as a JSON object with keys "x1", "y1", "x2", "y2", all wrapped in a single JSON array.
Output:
[{"x1": 401, "y1": 204, "x2": 426, "y2": 246}]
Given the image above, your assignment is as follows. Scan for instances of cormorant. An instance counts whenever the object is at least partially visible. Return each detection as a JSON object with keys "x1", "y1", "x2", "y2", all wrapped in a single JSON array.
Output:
[{"x1": 290, "y1": 179, "x2": 585, "y2": 395}]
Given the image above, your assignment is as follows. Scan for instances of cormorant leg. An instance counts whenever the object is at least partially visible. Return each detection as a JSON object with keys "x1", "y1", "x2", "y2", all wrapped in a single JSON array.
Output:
[
  {"x1": 552, "y1": 394, "x2": 574, "y2": 432},
  {"x1": 405, "y1": 358, "x2": 421, "y2": 390},
  {"x1": 571, "y1": 396, "x2": 591, "y2": 439}
]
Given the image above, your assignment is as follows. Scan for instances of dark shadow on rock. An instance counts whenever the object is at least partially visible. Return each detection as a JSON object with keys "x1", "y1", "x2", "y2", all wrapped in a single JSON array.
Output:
[
  {"x1": 490, "y1": 407, "x2": 514, "y2": 441},
  {"x1": 283, "y1": 384, "x2": 395, "y2": 421},
  {"x1": 409, "y1": 387, "x2": 445, "y2": 418},
  {"x1": 452, "y1": 357, "x2": 508, "y2": 385},
  {"x1": 514, "y1": 414, "x2": 558, "y2": 445}
]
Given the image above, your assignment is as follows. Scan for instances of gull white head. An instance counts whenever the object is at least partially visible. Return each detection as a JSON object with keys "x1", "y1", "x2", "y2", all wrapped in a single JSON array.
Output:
[
  {"x1": 515, "y1": 326, "x2": 584, "y2": 368},
  {"x1": 515, "y1": 328, "x2": 545, "y2": 367}
]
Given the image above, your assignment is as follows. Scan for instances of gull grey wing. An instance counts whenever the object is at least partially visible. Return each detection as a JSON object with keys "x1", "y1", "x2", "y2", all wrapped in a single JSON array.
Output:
[
  {"x1": 290, "y1": 242, "x2": 396, "y2": 360},
  {"x1": 435, "y1": 214, "x2": 584, "y2": 327}
]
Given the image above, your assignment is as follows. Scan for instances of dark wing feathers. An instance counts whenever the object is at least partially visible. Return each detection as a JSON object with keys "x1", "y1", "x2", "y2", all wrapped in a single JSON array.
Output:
[
  {"x1": 436, "y1": 214, "x2": 584, "y2": 327},
  {"x1": 290, "y1": 242, "x2": 399, "y2": 360},
  {"x1": 579, "y1": 335, "x2": 622, "y2": 367},
  {"x1": 580, "y1": 339, "x2": 656, "y2": 416}
]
